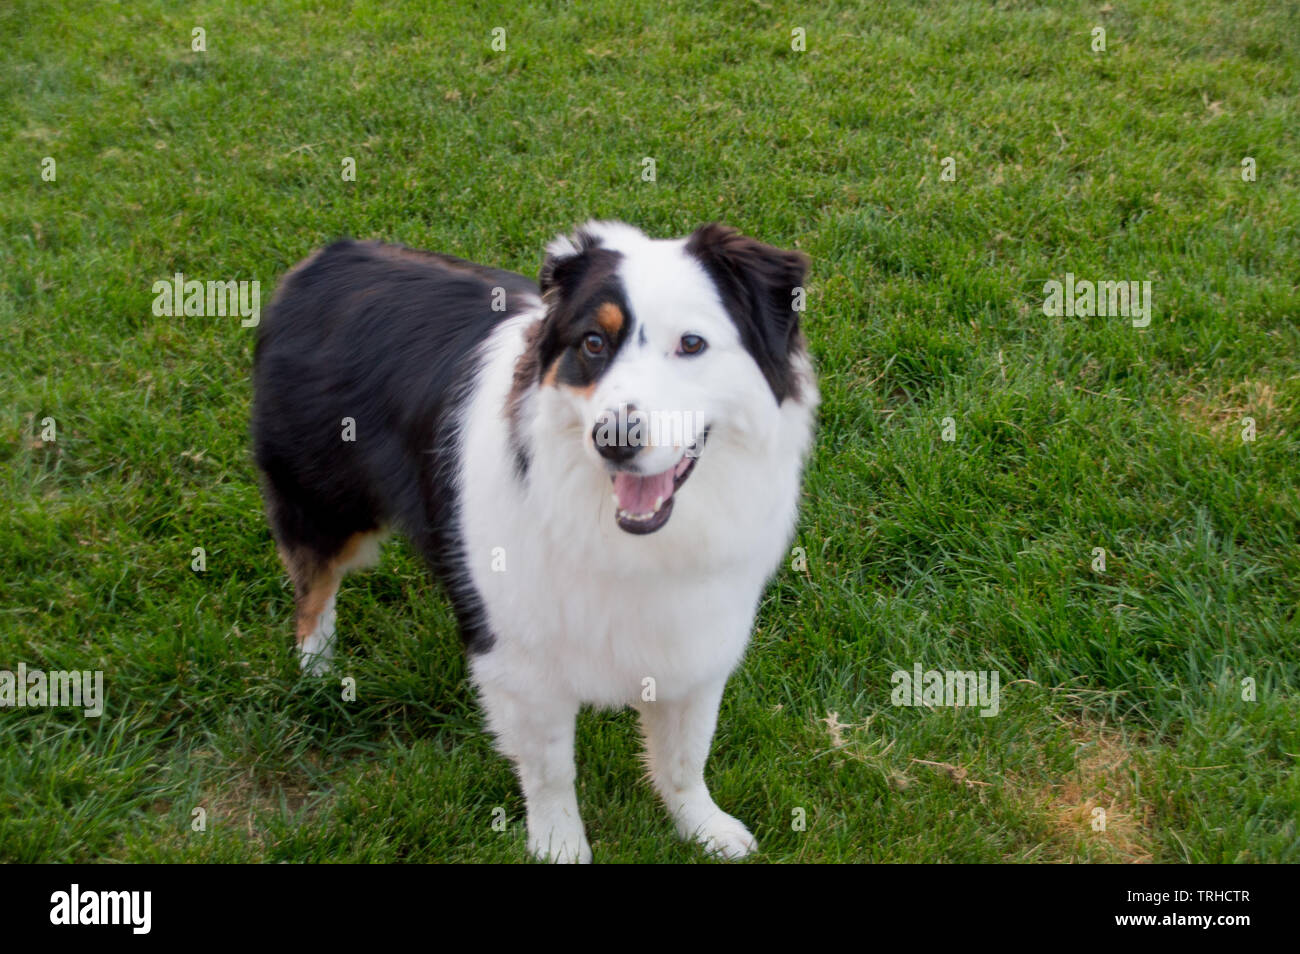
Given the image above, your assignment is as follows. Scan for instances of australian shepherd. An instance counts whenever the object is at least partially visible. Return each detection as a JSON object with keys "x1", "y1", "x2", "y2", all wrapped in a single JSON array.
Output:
[{"x1": 251, "y1": 221, "x2": 817, "y2": 862}]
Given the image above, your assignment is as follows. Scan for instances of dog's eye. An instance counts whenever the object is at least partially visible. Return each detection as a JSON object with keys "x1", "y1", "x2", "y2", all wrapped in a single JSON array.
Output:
[
  {"x1": 581, "y1": 333, "x2": 606, "y2": 357},
  {"x1": 678, "y1": 334, "x2": 707, "y2": 356}
]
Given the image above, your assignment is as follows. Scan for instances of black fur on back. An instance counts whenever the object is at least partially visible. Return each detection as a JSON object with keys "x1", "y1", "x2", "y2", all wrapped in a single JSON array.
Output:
[{"x1": 251, "y1": 239, "x2": 539, "y2": 653}]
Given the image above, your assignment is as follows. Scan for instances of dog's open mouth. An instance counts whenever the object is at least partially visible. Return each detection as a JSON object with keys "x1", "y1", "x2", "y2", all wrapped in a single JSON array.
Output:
[{"x1": 609, "y1": 434, "x2": 706, "y2": 535}]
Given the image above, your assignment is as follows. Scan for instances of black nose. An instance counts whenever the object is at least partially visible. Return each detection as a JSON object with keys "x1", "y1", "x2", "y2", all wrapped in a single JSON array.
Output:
[{"x1": 593, "y1": 404, "x2": 643, "y2": 463}]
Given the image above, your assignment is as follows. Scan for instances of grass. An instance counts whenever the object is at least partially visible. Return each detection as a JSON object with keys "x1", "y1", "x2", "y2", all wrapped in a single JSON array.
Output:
[{"x1": 1, "y1": 0, "x2": 1297, "y2": 863}]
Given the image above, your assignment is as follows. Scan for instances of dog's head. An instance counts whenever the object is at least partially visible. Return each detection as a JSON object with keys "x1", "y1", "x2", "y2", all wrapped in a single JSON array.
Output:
[{"x1": 527, "y1": 221, "x2": 808, "y2": 535}]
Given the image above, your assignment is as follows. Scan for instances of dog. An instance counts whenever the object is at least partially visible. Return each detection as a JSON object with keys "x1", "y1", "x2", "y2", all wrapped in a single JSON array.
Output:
[{"x1": 251, "y1": 221, "x2": 817, "y2": 862}]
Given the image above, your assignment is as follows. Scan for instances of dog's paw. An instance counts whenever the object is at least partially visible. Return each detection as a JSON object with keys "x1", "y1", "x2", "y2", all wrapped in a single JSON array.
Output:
[
  {"x1": 528, "y1": 827, "x2": 592, "y2": 864},
  {"x1": 298, "y1": 648, "x2": 333, "y2": 677},
  {"x1": 298, "y1": 601, "x2": 337, "y2": 676},
  {"x1": 687, "y1": 812, "x2": 758, "y2": 861}
]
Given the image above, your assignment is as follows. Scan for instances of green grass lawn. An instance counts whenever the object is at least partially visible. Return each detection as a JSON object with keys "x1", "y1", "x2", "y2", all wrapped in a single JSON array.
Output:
[{"x1": 2, "y1": 0, "x2": 1297, "y2": 863}]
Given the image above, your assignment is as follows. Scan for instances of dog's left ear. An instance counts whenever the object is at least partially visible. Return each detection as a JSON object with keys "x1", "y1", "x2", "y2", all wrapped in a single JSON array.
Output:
[{"x1": 686, "y1": 223, "x2": 809, "y2": 402}]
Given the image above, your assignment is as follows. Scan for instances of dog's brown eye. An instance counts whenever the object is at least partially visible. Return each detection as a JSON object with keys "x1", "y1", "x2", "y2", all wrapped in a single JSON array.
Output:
[
  {"x1": 679, "y1": 334, "x2": 706, "y2": 356},
  {"x1": 582, "y1": 333, "x2": 605, "y2": 356}
]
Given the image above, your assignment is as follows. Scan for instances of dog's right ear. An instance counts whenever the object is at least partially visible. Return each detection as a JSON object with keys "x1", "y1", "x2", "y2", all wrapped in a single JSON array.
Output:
[{"x1": 539, "y1": 229, "x2": 600, "y2": 301}]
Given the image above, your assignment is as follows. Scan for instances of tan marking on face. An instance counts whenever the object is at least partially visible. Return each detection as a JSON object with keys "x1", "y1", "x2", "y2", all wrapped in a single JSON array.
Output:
[
  {"x1": 563, "y1": 381, "x2": 596, "y2": 400},
  {"x1": 542, "y1": 356, "x2": 561, "y2": 388},
  {"x1": 595, "y1": 302, "x2": 624, "y2": 339}
]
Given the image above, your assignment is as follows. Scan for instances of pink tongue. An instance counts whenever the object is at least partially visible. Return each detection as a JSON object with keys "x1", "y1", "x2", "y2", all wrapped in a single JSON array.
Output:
[{"x1": 613, "y1": 469, "x2": 675, "y2": 514}]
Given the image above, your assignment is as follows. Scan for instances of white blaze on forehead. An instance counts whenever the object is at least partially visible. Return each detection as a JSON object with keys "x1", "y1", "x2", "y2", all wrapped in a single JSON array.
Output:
[{"x1": 613, "y1": 240, "x2": 737, "y2": 349}]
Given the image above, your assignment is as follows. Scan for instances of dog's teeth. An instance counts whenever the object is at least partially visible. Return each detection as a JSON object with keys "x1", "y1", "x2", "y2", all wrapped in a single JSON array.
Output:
[
  {"x1": 612, "y1": 494, "x2": 620, "y2": 507},
  {"x1": 653, "y1": 496, "x2": 664, "y2": 512}
]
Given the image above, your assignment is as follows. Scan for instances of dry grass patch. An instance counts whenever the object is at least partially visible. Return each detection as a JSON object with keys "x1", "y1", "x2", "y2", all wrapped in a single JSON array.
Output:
[
  {"x1": 1012, "y1": 719, "x2": 1155, "y2": 863},
  {"x1": 1177, "y1": 378, "x2": 1280, "y2": 440}
]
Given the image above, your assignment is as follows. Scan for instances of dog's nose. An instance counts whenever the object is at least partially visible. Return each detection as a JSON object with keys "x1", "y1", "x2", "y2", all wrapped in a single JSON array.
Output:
[{"x1": 592, "y1": 404, "x2": 643, "y2": 463}]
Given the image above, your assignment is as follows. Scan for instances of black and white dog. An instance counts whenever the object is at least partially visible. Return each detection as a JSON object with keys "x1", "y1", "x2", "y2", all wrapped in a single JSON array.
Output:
[{"x1": 251, "y1": 221, "x2": 817, "y2": 862}]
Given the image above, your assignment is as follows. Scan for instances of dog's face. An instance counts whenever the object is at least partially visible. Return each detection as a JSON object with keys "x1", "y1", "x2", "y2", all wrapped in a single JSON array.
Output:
[{"x1": 530, "y1": 222, "x2": 808, "y2": 535}]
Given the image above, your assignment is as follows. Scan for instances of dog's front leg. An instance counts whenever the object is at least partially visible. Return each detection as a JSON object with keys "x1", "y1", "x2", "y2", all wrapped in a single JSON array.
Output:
[
  {"x1": 636, "y1": 677, "x2": 757, "y2": 860},
  {"x1": 476, "y1": 680, "x2": 590, "y2": 863}
]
